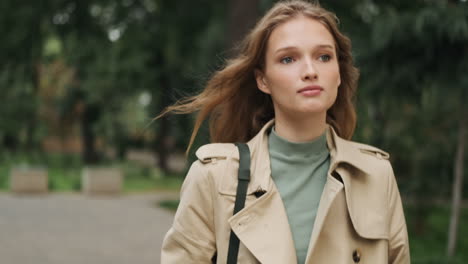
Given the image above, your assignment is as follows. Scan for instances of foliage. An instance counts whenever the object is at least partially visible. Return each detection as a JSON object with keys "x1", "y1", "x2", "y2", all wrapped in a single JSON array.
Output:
[
  {"x1": 406, "y1": 205, "x2": 468, "y2": 263},
  {"x1": 0, "y1": 67, "x2": 37, "y2": 140},
  {"x1": 352, "y1": 1, "x2": 468, "y2": 202}
]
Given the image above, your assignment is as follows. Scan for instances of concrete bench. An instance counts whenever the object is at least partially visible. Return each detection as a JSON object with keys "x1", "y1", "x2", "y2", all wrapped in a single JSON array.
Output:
[
  {"x1": 10, "y1": 167, "x2": 48, "y2": 194},
  {"x1": 82, "y1": 167, "x2": 123, "y2": 195}
]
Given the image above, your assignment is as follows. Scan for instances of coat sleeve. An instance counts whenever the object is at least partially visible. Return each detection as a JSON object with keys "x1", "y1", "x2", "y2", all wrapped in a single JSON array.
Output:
[
  {"x1": 161, "y1": 161, "x2": 216, "y2": 263},
  {"x1": 387, "y1": 165, "x2": 411, "y2": 264}
]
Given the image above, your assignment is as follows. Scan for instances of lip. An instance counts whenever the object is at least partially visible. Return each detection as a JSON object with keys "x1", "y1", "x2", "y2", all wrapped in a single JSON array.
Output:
[{"x1": 298, "y1": 85, "x2": 323, "y2": 96}]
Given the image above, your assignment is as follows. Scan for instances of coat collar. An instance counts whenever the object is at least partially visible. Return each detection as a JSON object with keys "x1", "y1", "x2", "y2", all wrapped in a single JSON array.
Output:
[
  {"x1": 211, "y1": 119, "x2": 388, "y2": 196},
  {"x1": 326, "y1": 124, "x2": 374, "y2": 176},
  {"x1": 246, "y1": 119, "x2": 377, "y2": 184}
]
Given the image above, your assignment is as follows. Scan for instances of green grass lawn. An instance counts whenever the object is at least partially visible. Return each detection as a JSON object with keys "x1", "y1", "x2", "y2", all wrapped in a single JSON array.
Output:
[
  {"x1": 159, "y1": 199, "x2": 180, "y2": 211},
  {"x1": 0, "y1": 152, "x2": 184, "y2": 192},
  {"x1": 406, "y1": 205, "x2": 467, "y2": 264}
]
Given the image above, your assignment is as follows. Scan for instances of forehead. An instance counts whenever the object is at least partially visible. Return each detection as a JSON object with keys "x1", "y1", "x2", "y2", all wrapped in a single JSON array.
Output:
[{"x1": 267, "y1": 16, "x2": 335, "y2": 52}]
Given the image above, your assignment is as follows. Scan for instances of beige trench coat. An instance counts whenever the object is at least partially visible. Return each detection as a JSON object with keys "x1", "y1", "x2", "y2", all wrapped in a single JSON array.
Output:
[{"x1": 161, "y1": 120, "x2": 410, "y2": 264}]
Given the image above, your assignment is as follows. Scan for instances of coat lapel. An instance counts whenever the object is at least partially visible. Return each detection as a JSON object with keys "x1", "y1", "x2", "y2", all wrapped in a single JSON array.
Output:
[
  {"x1": 228, "y1": 185, "x2": 297, "y2": 263},
  {"x1": 304, "y1": 126, "x2": 363, "y2": 262},
  {"x1": 326, "y1": 127, "x2": 389, "y2": 239},
  {"x1": 305, "y1": 174, "x2": 344, "y2": 263},
  {"x1": 227, "y1": 119, "x2": 296, "y2": 263}
]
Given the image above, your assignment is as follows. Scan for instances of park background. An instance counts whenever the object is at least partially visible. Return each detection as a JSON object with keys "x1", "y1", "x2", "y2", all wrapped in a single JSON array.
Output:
[{"x1": 0, "y1": 0, "x2": 467, "y2": 263}]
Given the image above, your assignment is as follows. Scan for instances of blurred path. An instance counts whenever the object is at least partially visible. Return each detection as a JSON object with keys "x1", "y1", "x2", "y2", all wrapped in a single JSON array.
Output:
[{"x1": 0, "y1": 192, "x2": 178, "y2": 264}]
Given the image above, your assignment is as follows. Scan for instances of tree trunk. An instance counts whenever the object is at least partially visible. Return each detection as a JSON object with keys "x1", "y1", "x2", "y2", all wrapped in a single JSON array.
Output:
[
  {"x1": 156, "y1": 114, "x2": 170, "y2": 173},
  {"x1": 25, "y1": 62, "x2": 40, "y2": 151},
  {"x1": 114, "y1": 122, "x2": 128, "y2": 161},
  {"x1": 81, "y1": 103, "x2": 101, "y2": 165},
  {"x1": 155, "y1": 75, "x2": 171, "y2": 174},
  {"x1": 3, "y1": 133, "x2": 19, "y2": 152},
  {"x1": 447, "y1": 114, "x2": 467, "y2": 257}
]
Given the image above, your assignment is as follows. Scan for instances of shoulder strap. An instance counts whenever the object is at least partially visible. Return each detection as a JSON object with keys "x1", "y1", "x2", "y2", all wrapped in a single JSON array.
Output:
[{"x1": 226, "y1": 143, "x2": 251, "y2": 264}]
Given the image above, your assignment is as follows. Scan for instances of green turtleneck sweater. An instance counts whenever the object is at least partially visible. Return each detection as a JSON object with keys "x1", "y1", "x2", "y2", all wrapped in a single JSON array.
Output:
[{"x1": 268, "y1": 127, "x2": 330, "y2": 264}]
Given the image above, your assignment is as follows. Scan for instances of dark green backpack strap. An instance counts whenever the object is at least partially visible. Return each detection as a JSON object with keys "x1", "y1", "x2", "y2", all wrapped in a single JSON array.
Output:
[{"x1": 226, "y1": 143, "x2": 251, "y2": 264}]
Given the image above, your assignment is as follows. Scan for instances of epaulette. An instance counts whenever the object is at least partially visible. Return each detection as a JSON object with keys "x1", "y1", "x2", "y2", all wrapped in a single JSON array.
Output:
[
  {"x1": 195, "y1": 143, "x2": 237, "y2": 164},
  {"x1": 356, "y1": 143, "x2": 390, "y2": 160}
]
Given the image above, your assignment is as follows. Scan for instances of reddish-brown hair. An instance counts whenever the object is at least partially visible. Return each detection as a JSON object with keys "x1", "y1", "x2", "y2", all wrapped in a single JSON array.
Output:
[{"x1": 158, "y1": 0, "x2": 359, "y2": 152}]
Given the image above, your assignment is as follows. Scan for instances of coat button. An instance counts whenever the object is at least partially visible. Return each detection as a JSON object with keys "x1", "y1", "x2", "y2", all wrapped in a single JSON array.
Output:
[{"x1": 352, "y1": 249, "x2": 361, "y2": 263}]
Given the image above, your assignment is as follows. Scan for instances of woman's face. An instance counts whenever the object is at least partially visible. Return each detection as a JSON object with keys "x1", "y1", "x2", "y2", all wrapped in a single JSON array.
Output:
[{"x1": 255, "y1": 16, "x2": 340, "y2": 120}]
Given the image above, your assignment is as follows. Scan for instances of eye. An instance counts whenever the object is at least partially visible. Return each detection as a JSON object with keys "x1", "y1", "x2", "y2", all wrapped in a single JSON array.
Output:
[
  {"x1": 318, "y1": 54, "x2": 332, "y2": 62},
  {"x1": 280, "y1": 56, "x2": 294, "y2": 64}
]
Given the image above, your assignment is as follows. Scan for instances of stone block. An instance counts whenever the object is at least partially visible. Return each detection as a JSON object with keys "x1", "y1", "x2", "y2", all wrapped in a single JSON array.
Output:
[
  {"x1": 82, "y1": 167, "x2": 123, "y2": 195},
  {"x1": 10, "y1": 167, "x2": 48, "y2": 194}
]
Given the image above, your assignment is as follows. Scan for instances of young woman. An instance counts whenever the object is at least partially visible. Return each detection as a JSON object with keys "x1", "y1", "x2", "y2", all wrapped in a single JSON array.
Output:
[{"x1": 160, "y1": 1, "x2": 410, "y2": 263}]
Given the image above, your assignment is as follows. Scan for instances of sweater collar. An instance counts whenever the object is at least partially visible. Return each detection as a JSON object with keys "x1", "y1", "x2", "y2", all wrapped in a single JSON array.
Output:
[{"x1": 268, "y1": 126, "x2": 328, "y2": 161}]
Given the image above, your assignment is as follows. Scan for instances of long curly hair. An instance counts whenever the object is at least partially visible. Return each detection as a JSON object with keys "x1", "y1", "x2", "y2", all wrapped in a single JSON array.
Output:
[{"x1": 158, "y1": 0, "x2": 359, "y2": 152}]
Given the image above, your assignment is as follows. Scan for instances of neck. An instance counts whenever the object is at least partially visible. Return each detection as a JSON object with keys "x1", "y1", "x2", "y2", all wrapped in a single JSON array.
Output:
[{"x1": 274, "y1": 112, "x2": 327, "y2": 143}]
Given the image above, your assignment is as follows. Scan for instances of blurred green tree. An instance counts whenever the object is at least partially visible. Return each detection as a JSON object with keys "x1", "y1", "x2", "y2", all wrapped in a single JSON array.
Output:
[
  {"x1": 0, "y1": 0, "x2": 54, "y2": 152},
  {"x1": 353, "y1": 2, "x2": 467, "y2": 257}
]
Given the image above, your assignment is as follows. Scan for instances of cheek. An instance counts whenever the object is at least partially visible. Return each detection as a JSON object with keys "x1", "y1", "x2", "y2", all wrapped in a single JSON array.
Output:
[
  {"x1": 265, "y1": 68, "x2": 295, "y2": 93},
  {"x1": 331, "y1": 63, "x2": 341, "y2": 86},
  {"x1": 331, "y1": 74, "x2": 340, "y2": 100},
  {"x1": 336, "y1": 70, "x2": 341, "y2": 88},
  {"x1": 327, "y1": 64, "x2": 340, "y2": 102},
  {"x1": 326, "y1": 64, "x2": 341, "y2": 93}
]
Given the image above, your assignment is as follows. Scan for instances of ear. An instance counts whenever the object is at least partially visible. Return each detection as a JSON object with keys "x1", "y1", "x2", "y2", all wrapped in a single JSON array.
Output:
[{"x1": 254, "y1": 69, "x2": 271, "y2": 94}]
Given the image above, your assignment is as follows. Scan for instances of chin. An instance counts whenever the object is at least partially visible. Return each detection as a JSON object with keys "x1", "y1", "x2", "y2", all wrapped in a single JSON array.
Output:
[{"x1": 299, "y1": 104, "x2": 329, "y2": 114}]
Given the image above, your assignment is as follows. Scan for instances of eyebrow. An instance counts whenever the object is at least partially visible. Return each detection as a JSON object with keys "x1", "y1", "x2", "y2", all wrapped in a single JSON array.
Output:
[{"x1": 274, "y1": 44, "x2": 335, "y2": 54}]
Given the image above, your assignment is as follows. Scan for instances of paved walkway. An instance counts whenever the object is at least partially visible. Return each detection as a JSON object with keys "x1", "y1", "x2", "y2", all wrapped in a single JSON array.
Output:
[{"x1": 0, "y1": 192, "x2": 178, "y2": 264}]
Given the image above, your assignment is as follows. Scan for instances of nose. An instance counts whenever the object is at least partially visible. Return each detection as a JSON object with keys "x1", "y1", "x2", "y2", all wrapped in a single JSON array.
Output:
[{"x1": 301, "y1": 59, "x2": 318, "y2": 81}]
